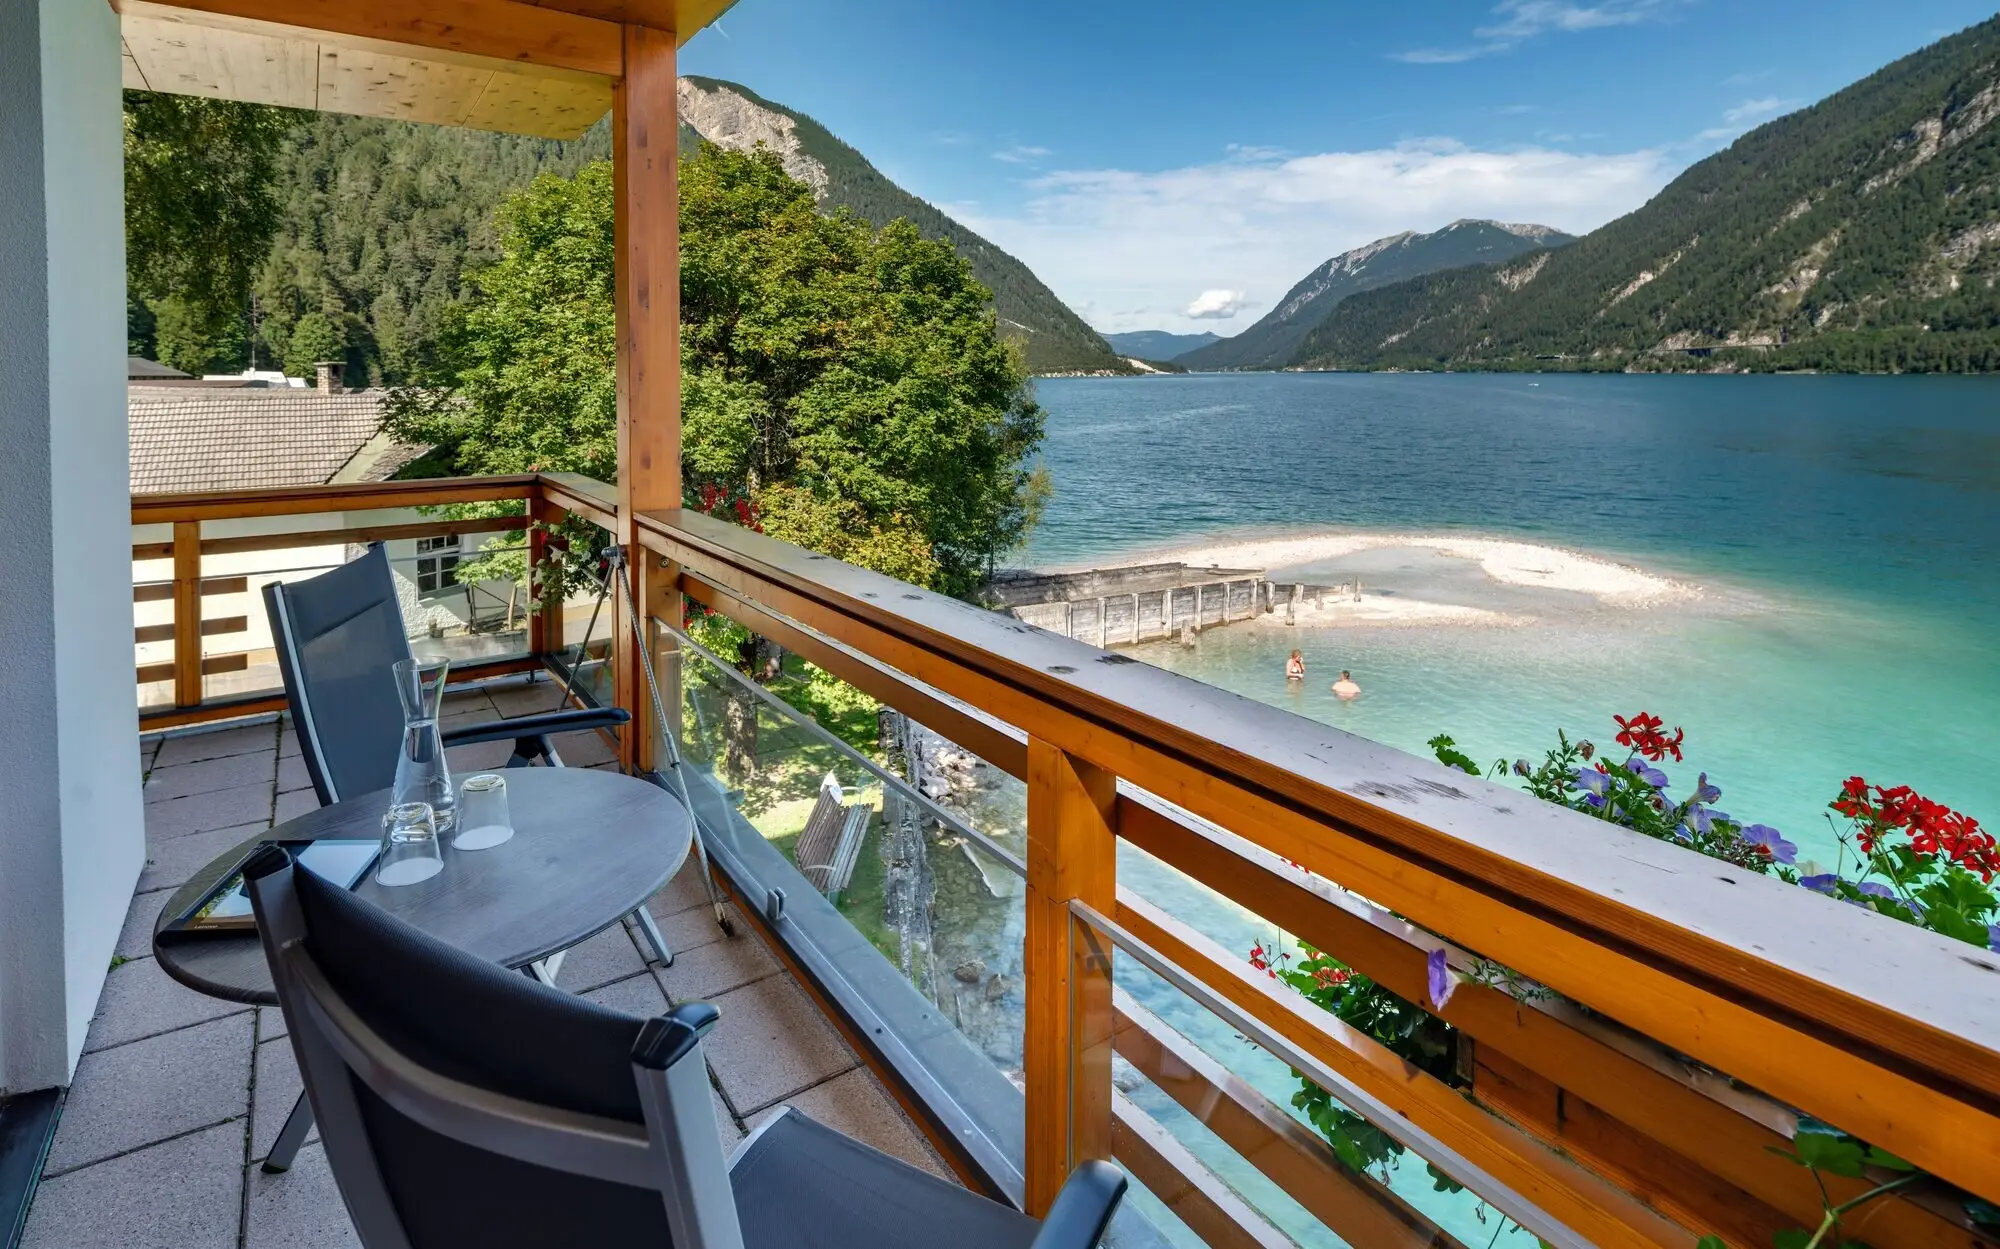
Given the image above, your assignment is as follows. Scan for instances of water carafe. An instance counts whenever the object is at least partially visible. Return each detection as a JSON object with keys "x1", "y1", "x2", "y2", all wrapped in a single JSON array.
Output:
[{"x1": 390, "y1": 658, "x2": 456, "y2": 834}]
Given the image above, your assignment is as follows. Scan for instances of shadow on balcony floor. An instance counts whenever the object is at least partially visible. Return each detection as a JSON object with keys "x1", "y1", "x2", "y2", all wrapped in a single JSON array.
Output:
[{"x1": 25, "y1": 679, "x2": 945, "y2": 1248}]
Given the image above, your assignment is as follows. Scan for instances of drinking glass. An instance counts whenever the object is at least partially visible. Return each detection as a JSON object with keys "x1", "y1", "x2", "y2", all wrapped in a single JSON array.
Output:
[
  {"x1": 390, "y1": 657, "x2": 455, "y2": 834},
  {"x1": 454, "y1": 774, "x2": 514, "y2": 851},
  {"x1": 376, "y1": 802, "x2": 444, "y2": 886}
]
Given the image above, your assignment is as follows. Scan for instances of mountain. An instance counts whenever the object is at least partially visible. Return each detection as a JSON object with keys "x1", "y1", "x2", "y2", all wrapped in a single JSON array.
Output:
[
  {"x1": 678, "y1": 77, "x2": 1126, "y2": 376},
  {"x1": 1294, "y1": 17, "x2": 2000, "y2": 374},
  {"x1": 1102, "y1": 330, "x2": 1222, "y2": 360},
  {"x1": 1179, "y1": 220, "x2": 1575, "y2": 372}
]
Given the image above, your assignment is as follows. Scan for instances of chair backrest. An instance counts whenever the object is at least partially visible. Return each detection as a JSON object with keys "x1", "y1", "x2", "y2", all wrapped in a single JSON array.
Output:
[
  {"x1": 244, "y1": 848, "x2": 744, "y2": 1249},
  {"x1": 263, "y1": 544, "x2": 414, "y2": 805}
]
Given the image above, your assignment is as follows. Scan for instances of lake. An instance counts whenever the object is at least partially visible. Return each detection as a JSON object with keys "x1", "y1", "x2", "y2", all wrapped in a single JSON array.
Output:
[{"x1": 1024, "y1": 371, "x2": 2000, "y2": 868}]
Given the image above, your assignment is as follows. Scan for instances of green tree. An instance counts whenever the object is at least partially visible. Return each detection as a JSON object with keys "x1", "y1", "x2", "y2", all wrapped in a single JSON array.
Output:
[
  {"x1": 149, "y1": 294, "x2": 246, "y2": 376},
  {"x1": 281, "y1": 311, "x2": 346, "y2": 380},
  {"x1": 387, "y1": 145, "x2": 1047, "y2": 597},
  {"x1": 124, "y1": 92, "x2": 286, "y2": 361}
]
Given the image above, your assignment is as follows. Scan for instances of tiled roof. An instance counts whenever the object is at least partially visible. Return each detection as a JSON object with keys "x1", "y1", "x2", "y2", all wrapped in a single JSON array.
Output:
[
  {"x1": 129, "y1": 385, "x2": 394, "y2": 494},
  {"x1": 127, "y1": 356, "x2": 190, "y2": 380}
]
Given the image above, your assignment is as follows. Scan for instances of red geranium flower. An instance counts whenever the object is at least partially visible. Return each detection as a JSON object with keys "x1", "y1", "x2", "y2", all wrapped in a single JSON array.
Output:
[{"x1": 1613, "y1": 712, "x2": 1685, "y2": 762}]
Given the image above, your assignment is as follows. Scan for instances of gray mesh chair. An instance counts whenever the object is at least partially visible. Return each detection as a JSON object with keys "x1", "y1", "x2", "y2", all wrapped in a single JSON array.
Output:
[
  {"x1": 263, "y1": 543, "x2": 628, "y2": 795},
  {"x1": 244, "y1": 848, "x2": 1128, "y2": 1249}
]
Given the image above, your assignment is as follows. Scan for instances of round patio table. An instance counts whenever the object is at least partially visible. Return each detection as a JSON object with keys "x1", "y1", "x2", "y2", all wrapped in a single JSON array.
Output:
[{"x1": 152, "y1": 765, "x2": 692, "y2": 1169}]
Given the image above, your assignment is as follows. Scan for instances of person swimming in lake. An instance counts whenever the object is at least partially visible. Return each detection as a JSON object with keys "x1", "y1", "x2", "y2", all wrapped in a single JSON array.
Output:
[
  {"x1": 1285, "y1": 649, "x2": 1305, "y2": 681},
  {"x1": 1332, "y1": 670, "x2": 1361, "y2": 700}
]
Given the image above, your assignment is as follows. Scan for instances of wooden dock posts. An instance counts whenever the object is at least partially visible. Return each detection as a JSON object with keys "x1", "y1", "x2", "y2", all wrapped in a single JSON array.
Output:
[{"x1": 986, "y1": 563, "x2": 1352, "y2": 649}]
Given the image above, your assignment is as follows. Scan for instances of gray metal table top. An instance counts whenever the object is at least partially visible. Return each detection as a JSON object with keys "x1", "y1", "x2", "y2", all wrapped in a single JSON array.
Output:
[{"x1": 154, "y1": 767, "x2": 692, "y2": 1005}]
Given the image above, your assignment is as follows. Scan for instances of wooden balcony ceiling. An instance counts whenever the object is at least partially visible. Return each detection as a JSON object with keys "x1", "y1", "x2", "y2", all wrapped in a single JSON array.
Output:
[{"x1": 119, "y1": 0, "x2": 737, "y2": 138}]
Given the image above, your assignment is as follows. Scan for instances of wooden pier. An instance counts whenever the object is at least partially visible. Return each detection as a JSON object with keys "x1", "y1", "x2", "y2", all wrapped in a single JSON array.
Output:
[{"x1": 983, "y1": 562, "x2": 1351, "y2": 647}]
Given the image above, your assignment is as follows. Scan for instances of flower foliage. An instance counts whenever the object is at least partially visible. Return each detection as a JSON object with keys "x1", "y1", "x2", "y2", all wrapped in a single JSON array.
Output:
[{"x1": 1466, "y1": 713, "x2": 1998, "y2": 952}]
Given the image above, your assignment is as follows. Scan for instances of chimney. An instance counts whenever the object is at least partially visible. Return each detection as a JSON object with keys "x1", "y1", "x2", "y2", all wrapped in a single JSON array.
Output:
[{"x1": 315, "y1": 361, "x2": 343, "y2": 394}]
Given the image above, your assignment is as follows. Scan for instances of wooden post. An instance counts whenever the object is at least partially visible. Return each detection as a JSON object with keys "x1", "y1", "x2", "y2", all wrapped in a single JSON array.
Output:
[
  {"x1": 171, "y1": 520, "x2": 202, "y2": 708},
  {"x1": 1024, "y1": 737, "x2": 1117, "y2": 1217},
  {"x1": 612, "y1": 21, "x2": 681, "y2": 772},
  {"x1": 527, "y1": 495, "x2": 561, "y2": 659}
]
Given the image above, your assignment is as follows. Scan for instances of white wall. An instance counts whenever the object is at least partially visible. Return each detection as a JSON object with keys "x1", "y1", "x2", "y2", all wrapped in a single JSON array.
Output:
[{"x1": 0, "y1": 0, "x2": 143, "y2": 1090}]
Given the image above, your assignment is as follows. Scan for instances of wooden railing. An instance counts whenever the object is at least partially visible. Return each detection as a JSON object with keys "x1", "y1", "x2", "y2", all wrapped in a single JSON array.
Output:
[
  {"x1": 131, "y1": 475, "x2": 2000, "y2": 1247},
  {"x1": 131, "y1": 474, "x2": 593, "y2": 728},
  {"x1": 635, "y1": 502, "x2": 2000, "y2": 1249}
]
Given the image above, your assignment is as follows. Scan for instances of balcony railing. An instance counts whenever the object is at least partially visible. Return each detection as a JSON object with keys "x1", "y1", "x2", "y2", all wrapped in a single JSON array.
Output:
[{"x1": 131, "y1": 474, "x2": 2000, "y2": 1249}]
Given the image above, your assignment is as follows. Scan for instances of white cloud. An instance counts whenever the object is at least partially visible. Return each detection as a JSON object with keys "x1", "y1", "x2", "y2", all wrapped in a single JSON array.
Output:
[
  {"x1": 1185, "y1": 290, "x2": 1251, "y2": 319},
  {"x1": 1723, "y1": 96, "x2": 1786, "y2": 124},
  {"x1": 1397, "y1": 0, "x2": 1685, "y2": 63},
  {"x1": 994, "y1": 144, "x2": 1052, "y2": 164},
  {"x1": 944, "y1": 140, "x2": 1678, "y2": 335}
]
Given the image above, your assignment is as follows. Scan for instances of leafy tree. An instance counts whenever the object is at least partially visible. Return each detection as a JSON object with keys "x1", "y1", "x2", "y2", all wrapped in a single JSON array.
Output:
[
  {"x1": 123, "y1": 92, "x2": 286, "y2": 363},
  {"x1": 148, "y1": 294, "x2": 245, "y2": 376},
  {"x1": 281, "y1": 311, "x2": 346, "y2": 380},
  {"x1": 387, "y1": 145, "x2": 1048, "y2": 597}
]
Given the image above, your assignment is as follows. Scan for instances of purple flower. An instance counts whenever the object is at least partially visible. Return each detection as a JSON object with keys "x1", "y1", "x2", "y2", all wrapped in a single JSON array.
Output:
[
  {"x1": 1683, "y1": 806, "x2": 1715, "y2": 836},
  {"x1": 1426, "y1": 948, "x2": 1457, "y2": 1011},
  {"x1": 1855, "y1": 881, "x2": 1898, "y2": 899},
  {"x1": 1625, "y1": 758, "x2": 1670, "y2": 788},
  {"x1": 1741, "y1": 824, "x2": 1798, "y2": 866},
  {"x1": 1573, "y1": 767, "x2": 1610, "y2": 796},
  {"x1": 1799, "y1": 873, "x2": 1840, "y2": 895},
  {"x1": 1694, "y1": 772, "x2": 1722, "y2": 804},
  {"x1": 1989, "y1": 925, "x2": 2000, "y2": 952}
]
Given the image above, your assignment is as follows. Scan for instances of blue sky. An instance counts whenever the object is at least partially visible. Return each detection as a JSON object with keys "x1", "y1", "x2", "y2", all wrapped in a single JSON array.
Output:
[{"x1": 683, "y1": 1, "x2": 1999, "y2": 334}]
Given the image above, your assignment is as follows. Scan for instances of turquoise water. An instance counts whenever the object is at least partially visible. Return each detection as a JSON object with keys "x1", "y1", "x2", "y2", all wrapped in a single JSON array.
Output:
[{"x1": 1024, "y1": 372, "x2": 2000, "y2": 867}]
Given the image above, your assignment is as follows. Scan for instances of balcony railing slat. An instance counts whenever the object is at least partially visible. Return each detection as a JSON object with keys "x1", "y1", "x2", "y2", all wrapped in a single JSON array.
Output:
[
  {"x1": 1115, "y1": 796, "x2": 1978, "y2": 1246},
  {"x1": 1110, "y1": 894, "x2": 1689, "y2": 1249},
  {"x1": 1113, "y1": 993, "x2": 1466, "y2": 1249},
  {"x1": 1110, "y1": 1095, "x2": 1296, "y2": 1249},
  {"x1": 636, "y1": 504, "x2": 2000, "y2": 1200}
]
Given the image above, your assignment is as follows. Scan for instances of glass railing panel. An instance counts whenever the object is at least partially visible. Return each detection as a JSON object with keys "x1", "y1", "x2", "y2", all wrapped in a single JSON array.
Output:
[{"x1": 1073, "y1": 904, "x2": 1568, "y2": 1249}]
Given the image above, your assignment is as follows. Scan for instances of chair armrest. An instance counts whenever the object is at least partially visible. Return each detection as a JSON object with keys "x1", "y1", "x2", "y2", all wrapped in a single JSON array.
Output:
[
  {"x1": 440, "y1": 707, "x2": 631, "y2": 748},
  {"x1": 1028, "y1": 1160, "x2": 1127, "y2": 1249}
]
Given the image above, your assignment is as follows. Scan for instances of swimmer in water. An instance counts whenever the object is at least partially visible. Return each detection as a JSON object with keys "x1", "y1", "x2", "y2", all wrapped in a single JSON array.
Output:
[
  {"x1": 1332, "y1": 670, "x2": 1361, "y2": 700},
  {"x1": 1285, "y1": 649, "x2": 1305, "y2": 681}
]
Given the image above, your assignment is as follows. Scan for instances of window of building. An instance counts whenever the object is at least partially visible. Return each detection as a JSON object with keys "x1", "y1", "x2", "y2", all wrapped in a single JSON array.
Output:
[{"x1": 416, "y1": 535, "x2": 461, "y2": 595}]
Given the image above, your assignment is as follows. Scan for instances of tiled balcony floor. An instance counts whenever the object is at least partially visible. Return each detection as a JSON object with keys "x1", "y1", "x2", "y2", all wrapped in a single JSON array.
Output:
[{"x1": 26, "y1": 676, "x2": 945, "y2": 1249}]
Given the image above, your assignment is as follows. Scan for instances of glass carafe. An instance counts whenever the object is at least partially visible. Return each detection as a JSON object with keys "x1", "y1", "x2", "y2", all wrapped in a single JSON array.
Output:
[{"x1": 390, "y1": 658, "x2": 455, "y2": 834}]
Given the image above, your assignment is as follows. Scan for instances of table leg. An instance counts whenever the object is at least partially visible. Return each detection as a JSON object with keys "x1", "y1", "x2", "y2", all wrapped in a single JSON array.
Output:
[
  {"x1": 262, "y1": 1093, "x2": 314, "y2": 1174},
  {"x1": 633, "y1": 906, "x2": 674, "y2": 967}
]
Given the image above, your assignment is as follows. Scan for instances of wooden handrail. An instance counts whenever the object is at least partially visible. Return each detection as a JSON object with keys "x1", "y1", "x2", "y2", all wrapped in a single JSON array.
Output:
[
  {"x1": 635, "y1": 504, "x2": 2000, "y2": 1211},
  {"x1": 130, "y1": 474, "x2": 538, "y2": 523}
]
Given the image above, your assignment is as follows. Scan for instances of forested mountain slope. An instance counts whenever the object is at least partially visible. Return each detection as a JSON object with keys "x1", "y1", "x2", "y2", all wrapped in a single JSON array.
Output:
[
  {"x1": 678, "y1": 77, "x2": 1125, "y2": 374},
  {"x1": 157, "y1": 78, "x2": 1117, "y2": 383},
  {"x1": 1183, "y1": 220, "x2": 1572, "y2": 371},
  {"x1": 1294, "y1": 17, "x2": 2000, "y2": 373}
]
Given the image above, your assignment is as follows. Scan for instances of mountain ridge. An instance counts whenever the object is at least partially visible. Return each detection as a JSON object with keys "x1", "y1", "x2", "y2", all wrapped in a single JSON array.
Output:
[
  {"x1": 1102, "y1": 330, "x2": 1222, "y2": 360},
  {"x1": 1178, "y1": 219, "x2": 1576, "y2": 371},
  {"x1": 1293, "y1": 16, "x2": 2000, "y2": 373}
]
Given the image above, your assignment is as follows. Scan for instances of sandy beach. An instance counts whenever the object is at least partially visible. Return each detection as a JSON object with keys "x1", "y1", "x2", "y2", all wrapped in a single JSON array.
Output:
[
  {"x1": 1054, "y1": 530, "x2": 1698, "y2": 608},
  {"x1": 1256, "y1": 593, "x2": 1531, "y2": 629}
]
